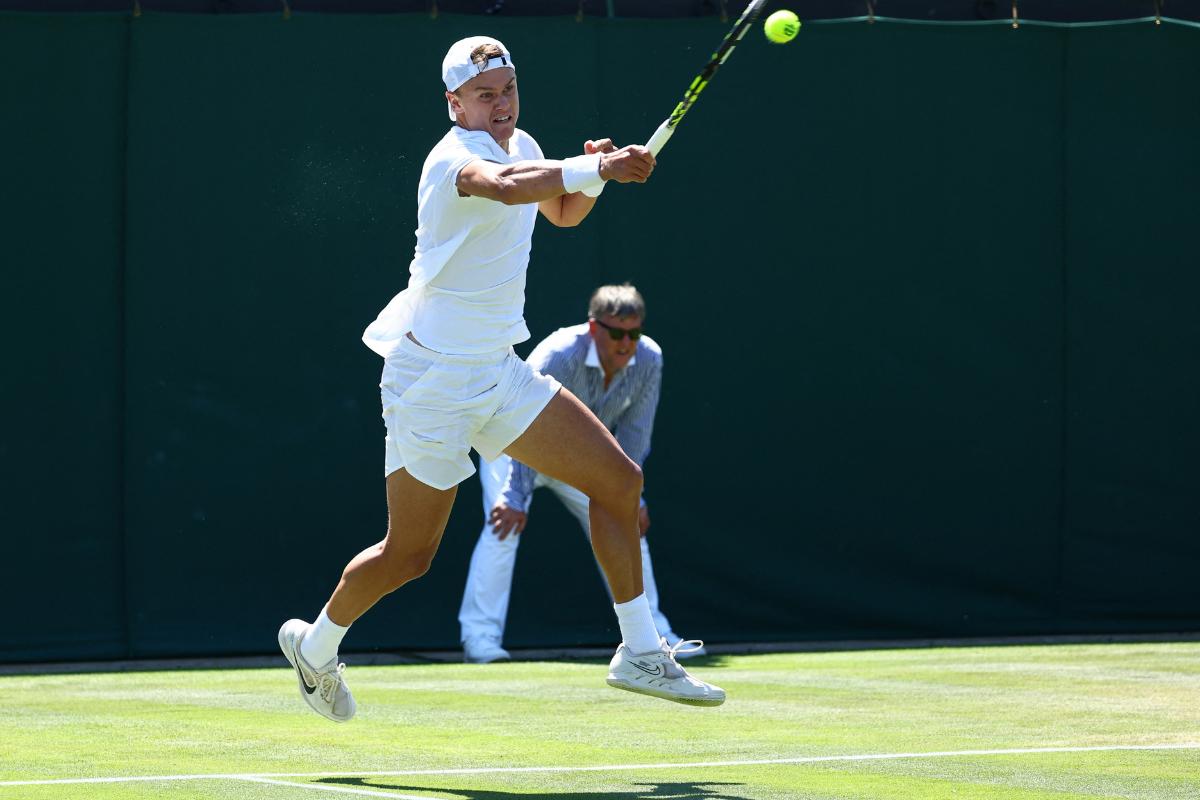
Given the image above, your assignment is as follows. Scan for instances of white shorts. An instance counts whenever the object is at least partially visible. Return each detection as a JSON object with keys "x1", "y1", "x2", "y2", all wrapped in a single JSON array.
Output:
[{"x1": 381, "y1": 335, "x2": 560, "y2": 490}]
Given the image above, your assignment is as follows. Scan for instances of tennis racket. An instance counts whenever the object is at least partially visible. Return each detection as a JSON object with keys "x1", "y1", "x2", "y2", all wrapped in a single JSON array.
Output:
[{"x1": 645, "y1": 0, "x2": 768, "y2": 156}]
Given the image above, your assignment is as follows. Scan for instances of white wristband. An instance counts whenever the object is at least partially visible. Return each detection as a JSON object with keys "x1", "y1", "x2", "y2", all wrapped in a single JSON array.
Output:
[
  {"x1": 582, "y1": 180, "x2": 607, "y2": 198},
  {"x1": 561, "y1": 153, "x2": 605, "y2": 195}
]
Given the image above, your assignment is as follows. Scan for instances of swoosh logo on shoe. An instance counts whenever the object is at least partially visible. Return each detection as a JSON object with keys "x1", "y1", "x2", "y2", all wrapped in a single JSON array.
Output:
[
  {"x1": 630, "y1": 661, "x2": 664, "y2": 677},
  {"x1": 292, "y1": 658, "x2": 317, "y2": 694}
]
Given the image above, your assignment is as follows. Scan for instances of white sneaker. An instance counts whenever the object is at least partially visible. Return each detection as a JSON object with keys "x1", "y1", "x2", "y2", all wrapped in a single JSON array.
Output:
[
  {"x1": 606, "y1": 638, "x2": 725, "y2": 706},
  {"x1": 662, "y1": 632, "x2": 707, "y2": 658},
  {"x1": 277, "y1": 619, "x2": 356, "y2": 723},
  {"x1": 463, "y1": 634, "x2": 511, "y2": 664}
]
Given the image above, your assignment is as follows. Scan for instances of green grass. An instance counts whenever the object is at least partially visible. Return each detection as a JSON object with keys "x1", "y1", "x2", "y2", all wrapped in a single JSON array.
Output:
[{"x1": 3, "y1": 643, "x2": 1199, "y2": 799}]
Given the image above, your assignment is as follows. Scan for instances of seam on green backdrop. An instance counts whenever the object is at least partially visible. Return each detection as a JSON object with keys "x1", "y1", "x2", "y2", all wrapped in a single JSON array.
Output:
[
  {"x1": 118, "y1": 11, "x2": 134, "y2": 660},
  {"x1": 3, "y1": 12, "x2": 1198, "y2": 30},
  {"x1": 807, "y1": 16, "x2": 1200, "y2": 30},
  {"x1": 1054, "y1": 26, "x2": 1070, "y2": 623}
]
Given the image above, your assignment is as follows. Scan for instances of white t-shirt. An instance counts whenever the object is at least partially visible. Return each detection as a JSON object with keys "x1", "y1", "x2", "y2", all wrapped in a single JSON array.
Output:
[{"x1": 362, "y1": 125, "x2": 544, "y2": 356}]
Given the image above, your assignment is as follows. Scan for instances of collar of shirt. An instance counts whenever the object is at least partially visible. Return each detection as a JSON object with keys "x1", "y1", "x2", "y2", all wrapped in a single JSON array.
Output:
[{"x1": 585, "y1": 338, "x2": 637, "y2": 372}]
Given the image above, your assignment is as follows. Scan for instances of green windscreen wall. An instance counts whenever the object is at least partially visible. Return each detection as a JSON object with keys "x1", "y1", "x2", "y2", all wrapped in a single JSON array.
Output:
[
  {"x1": 1, "y1": 13, "x2": 1196, "y2": 662},
  {"x1": 1061, "y1": 24, "x2": 1200, "y2": 629},
  {"x1": 1, "y1": 16, "x2": 128, "y2": 660}
]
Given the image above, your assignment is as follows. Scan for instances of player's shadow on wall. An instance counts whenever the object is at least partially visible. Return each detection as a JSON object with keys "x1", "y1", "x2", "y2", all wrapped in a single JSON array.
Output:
[{"x1": 318, "y1": 777, "x2": 751, "y2": 799}]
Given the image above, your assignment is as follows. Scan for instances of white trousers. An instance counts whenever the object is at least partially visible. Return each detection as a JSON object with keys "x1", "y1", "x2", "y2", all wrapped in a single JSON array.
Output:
[{"x1": 458, "y1": 454, "x2": 675, "y2": 643}]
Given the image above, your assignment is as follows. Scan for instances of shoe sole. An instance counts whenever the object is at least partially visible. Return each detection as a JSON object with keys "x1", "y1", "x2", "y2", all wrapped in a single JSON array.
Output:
[
  {"x1": 605, "y1": 677, "x2": 725, "y2": 707},
  {"x1": 277, "y1": 621, "x2": 352, "y2": 724}
]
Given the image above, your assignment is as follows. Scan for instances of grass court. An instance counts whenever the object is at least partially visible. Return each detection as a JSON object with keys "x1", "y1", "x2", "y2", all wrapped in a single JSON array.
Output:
[{"x1": 3, "y1": 642, "x2": 1198, "y2": 799}]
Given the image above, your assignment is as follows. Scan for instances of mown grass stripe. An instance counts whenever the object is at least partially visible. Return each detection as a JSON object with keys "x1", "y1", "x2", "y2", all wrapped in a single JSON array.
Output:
[{"x1": 2, "y1": 742, "x2": 1197, "y2": 788}]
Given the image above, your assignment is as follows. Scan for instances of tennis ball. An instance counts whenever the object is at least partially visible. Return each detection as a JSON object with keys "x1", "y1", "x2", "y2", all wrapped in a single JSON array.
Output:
[{"x1": 764, "y1": 10, "x2": 801, "y2": 44}]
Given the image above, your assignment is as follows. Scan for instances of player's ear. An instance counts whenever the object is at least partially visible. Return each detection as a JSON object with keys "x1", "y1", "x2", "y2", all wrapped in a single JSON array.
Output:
[{"x1": 446, "y1": 90, "x2": 463, "y2": 117}]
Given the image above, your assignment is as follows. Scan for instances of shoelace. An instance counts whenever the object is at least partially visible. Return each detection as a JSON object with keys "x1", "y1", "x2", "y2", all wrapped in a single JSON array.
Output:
[
  {"x1": 316, "y1": 662, "x2": 347, "y2": 703},
  {"x1": 669, "y1": 639, "x2": 705, "y2": 659},
  {"x1": 669, "y1": 640, "x2": 721, "y2": 691}
]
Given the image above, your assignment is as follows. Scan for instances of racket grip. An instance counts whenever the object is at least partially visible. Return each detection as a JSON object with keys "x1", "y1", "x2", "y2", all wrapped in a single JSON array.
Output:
[{"x1": 646, "y1": 119, "x2": 674, "y2": 157}]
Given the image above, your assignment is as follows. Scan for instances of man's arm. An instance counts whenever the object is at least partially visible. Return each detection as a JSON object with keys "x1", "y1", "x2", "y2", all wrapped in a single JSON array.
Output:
[
  {"x1": 614, "y1": 356, "x2": 662, "y2": 475},
  {"x1": 615, "y1": 358, "x2": 661, "y2": 535},
  {"x1": 538, "y1": 139, "x2": 615, "y2": 228},
  {"x1": 456, "y1": 143, "x2": 654, "y2": 210},
  {"x1": 488, "y1": 454, "x2": 534, "y2": 540},
  {"x1": 539, "y1": 191, "x2": 597, "y2": 228},
  {"x1": 498, "y1": 460, "x2": 535, "y2": 514}
]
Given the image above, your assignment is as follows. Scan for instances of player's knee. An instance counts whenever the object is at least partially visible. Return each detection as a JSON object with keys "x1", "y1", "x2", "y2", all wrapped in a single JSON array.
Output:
[
  {"x1": 381, "y1": 546, "x2": 438, "y2": 591},
  {"x1": 625, "y1": 460, "x2": 644, "y2": 497},
  {"x1": 403, "y1": 548, "x2": 437, "y2": 581},
  {"x1": 597, "y1": 458, "x2": 642, "y2": 508}
]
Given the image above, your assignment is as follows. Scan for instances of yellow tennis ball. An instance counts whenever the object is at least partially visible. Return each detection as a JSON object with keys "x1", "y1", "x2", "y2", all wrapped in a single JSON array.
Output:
[{"x1": 764, "y1": 10, "x2": 801, "y2": 44}]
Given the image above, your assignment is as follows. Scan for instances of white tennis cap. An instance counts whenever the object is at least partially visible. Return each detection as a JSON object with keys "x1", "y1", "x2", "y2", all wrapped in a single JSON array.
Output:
[{"x1": 442, "y1": 36, "x2": 516, "y2": 121}]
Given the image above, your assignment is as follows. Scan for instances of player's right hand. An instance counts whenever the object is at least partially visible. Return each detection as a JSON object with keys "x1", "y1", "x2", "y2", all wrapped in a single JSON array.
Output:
[
  {"x1": 599, "y1": 145, "x2": 656, "y2": 183},
  {"x1": 489, "y1": 502, "x2": 528, "y2": 540}
]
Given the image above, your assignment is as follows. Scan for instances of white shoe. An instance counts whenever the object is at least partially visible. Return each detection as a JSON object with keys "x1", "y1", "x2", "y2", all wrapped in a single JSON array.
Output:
[
  {"x1": 606, "y1": 638, "x2": 725, "y2": 706},
  {"x1": 277, "y1": 619, "x2": 356, "y2": 723},
  {"x1": 662, "y1": 632, "x2": 707, "y2": 658},
  {"x1": 463, "y1": 634, "x2": 511, "y2": 664}
]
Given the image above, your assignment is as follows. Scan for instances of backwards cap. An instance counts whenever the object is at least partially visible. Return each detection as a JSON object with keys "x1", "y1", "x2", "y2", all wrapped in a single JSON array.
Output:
[{"x1": 442, "y1": 36, "x2": 516, "y2": 121}]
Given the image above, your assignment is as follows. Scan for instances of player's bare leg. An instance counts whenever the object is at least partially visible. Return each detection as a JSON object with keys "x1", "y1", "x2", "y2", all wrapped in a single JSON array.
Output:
[
  {"x1": 328, "y1": 469, "x2": 458, "y2": 624},
  {"x1": 506, "y1": 389, "x2": 724, "y2": 706},
  {"x1": 279, "y1": 468, "x2": 457, "y2": 722},
  {"x1": 505, "y1": 388, "x2": 644, "y2": 602}
]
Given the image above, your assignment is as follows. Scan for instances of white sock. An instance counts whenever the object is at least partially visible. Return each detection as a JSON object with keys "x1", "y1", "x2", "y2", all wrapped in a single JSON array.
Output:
[
  {"x1": 613, "y1": 593, "x2": 661, "y2": 655},
  {"x1": 300, "y1": 607, "x2": 348, "y2": 667}
]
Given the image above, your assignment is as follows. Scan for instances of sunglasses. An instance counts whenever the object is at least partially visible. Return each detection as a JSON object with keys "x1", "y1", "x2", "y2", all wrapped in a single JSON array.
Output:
[{"x1": 594, "y1": 319, "x2": 642, "y2": 342}]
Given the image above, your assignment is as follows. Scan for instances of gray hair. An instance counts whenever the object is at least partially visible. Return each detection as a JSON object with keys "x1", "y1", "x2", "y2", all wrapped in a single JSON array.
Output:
[{"x1": 588, "y1": 283, "x2": 646, "y2": 321}]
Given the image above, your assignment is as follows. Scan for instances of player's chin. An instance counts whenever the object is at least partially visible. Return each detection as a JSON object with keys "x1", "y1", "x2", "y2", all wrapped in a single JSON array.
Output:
[{"x1": 491, "y1": 115, "x2": 516, "y2": 135}]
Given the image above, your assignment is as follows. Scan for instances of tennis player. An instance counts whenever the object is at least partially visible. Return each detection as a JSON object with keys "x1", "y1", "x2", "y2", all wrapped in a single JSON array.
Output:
[{"x1": 277, "y1": 36, "x2": 725, "y2": 722}]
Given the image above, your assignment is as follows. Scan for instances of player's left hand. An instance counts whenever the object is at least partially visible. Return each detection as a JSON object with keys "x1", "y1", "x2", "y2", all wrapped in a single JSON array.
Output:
[
  {"x1": 638, "y1": 505, "x2": 651, "y2": 537},
  {"x1": 584, "y1": 138, "x2": 617, "y2": 155}
]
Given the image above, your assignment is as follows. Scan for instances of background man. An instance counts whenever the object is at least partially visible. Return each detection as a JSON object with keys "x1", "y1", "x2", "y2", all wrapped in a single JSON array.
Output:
[{"x1": 458, "y1": 284, "x2": 706, "y2": 663}]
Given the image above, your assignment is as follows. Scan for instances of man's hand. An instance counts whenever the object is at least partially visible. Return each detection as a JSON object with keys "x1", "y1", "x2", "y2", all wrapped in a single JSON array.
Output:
[
  {"x1": 584, "y1": 138, "x2": 617, "y2": 155},
  {"x1": 638, "y1": 505, "x2": 651, "y2": 538},
  {"x1": 489, "y1": 502, "x2": 527, "y2": 541},
  {"x1": 599, "y1": 144, "x2": 656, "y2": 184}
]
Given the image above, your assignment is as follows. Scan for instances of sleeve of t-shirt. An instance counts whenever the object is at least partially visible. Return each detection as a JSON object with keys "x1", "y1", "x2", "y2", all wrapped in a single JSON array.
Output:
[{"x1": 433, "y1": 131, "x2": 508, "y2": 194}]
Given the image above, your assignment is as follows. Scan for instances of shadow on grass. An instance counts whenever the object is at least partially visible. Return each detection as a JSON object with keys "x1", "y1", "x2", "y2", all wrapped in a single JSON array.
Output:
[
  {"x1": 318, "y1": 777, "x2": 751, "y2": 798},
  {"x1": 9, "y1": 633, "x2": 1199, "y2": 676},
  {"x1": 0, "y1": 650, "x2": 739, "y2": 677}
]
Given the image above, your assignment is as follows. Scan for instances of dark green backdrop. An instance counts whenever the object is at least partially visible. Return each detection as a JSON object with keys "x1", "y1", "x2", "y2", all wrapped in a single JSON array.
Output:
[{"x1": 2, "y1": 13, "x2": 1197, "y2": 662}]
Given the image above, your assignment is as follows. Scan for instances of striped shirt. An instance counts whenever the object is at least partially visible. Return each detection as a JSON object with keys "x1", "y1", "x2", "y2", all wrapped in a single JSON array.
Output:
[{"x1": 499, "y1": 323, "x2": 662, "y2": 512}]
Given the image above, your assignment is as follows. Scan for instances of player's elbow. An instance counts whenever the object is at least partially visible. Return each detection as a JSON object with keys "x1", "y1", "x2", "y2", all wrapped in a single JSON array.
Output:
[
  {"x1": 490, "y1": 175, "x2": 527, "y2": 205},
  {"x1": 545, "y1": 199, "x2": 586, "y2": 228},
  {"x1": 494, "y1": 186, "x2": 522, "y2": 205},
  {"x1": 546, "y1": 213, "x2": 580, "y2": 228},
  {"x1": 560, "y1": 206, "x2": 590, "y2": 227}
]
